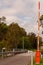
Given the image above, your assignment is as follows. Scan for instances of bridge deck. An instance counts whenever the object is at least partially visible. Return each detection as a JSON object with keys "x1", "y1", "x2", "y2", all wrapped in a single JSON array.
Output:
[{"x1": 0, "y1": 53, "x2": 31, "y2": 65}]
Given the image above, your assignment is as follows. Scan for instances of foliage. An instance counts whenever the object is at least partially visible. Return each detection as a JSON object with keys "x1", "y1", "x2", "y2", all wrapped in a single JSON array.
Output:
[
  {"x1": 0, "y1": 16, "x2": 6, "y2": 23},
  {"x1": 33, "y1": 57, "x2": 43, "y2": 65},
  {"x1": 17, "y1": 36, "x2": 31, "y2": 49},
  {"x1": 40, "y1": 15, "x2": 43, "y2": 20},
  {"x1": 23, "y1": 36, "x2": 32, "y2": 49},
  {"x1": 28, "y1": 32, "x2": 37, "y2": 49},
  {"x1": 4, "y1": 22, "x2": 26, "y2": 50},
  {"x1": 0, "y1": 22, "x2": 8, "y2": 41},
  {"x1": 0, "y1": 40, "x2": 6, "y2": 51},
  {"x1": 0, "y1": 16, "x2": 42, "y2": 50}
]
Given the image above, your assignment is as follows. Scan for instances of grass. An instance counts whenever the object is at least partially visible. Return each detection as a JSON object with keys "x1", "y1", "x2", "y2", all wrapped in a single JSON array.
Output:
[
  {"x1": 30, "y1": 49, "x2": 36, "y2": 51},
  {"x1": 28, "y1": 57, "x2": 43, "y2": 65},
  {"x1": 33, "y1": 57, "x2": 43, "y2": 65},
  {"x1": 33, "y1": 63, "x2": 43, "y2": 65}
]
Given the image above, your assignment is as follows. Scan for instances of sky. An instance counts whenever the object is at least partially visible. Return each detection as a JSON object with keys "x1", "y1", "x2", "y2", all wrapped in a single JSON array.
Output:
[{"x1": 0, "y1": 0, "x2": 43, "y2": 36}]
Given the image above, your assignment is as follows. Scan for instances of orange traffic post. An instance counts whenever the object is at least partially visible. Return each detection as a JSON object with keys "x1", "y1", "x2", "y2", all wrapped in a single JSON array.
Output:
[{"x1": 35, "y1": 50, "x2": 40, "y2": 64}]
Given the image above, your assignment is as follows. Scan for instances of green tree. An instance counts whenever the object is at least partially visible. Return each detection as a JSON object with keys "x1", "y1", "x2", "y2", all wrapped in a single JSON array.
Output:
[
  {"x1": 0, "y1": 16, "x2": 6, "y2": 23},
  {"x1": 17, "y1": 36, "x2": 31, "y2": 50},
  {"x1": 5, "y1": 22, "x2": 26, "y2": 50},
  {"x1": 40, "y1": 15, "x2": 43, "y2": 34},
  {"x1": 0, "y1": 40, "x2": 6, "y2": 51},
  {"x1": 0, "y1": 22, "x2": 8, "y2": 41},
  {"x1": 24, "y1": 36, "x2": 31, "y2": 49},
  {"x1": 28, "y1": 32, "x2": 37, "y2": 49}
]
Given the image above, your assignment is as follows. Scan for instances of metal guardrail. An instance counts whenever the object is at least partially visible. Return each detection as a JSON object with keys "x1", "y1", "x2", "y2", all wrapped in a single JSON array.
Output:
[
  {"x1": 0, "y1": 50, "x2": 27, "y2": 54},
  {"x1": 0, "y1": 50, "x2": 28, "y2": 58}
]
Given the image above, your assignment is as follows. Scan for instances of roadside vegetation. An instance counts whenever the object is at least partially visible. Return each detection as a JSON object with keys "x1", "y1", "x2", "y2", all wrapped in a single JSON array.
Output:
[
  {"x1": 0, "y1": 16, "x2": 43, "y2": 51},
  {"x1": 33, "y1": 57, "x2": 43, "y2": 65}
]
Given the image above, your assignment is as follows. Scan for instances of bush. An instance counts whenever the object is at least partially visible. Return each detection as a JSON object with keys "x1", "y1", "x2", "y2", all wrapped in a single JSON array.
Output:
[{"x1": 41, "y1": 49, "x2": 43, "y2": 54}]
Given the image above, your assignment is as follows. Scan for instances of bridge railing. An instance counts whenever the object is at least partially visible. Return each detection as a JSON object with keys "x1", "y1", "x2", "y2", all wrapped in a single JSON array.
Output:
[{"x1": 0, "y1": 49, "x2": 28, "y2": 59}]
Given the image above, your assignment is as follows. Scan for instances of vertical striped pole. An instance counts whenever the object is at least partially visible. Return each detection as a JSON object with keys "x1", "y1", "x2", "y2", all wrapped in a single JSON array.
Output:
[
  {"x1": 35, "y1": 0, "x2": 40, "y2": 64},
  {"x1": 37, "y1": 0, "x2": 40, "y2": 50}
]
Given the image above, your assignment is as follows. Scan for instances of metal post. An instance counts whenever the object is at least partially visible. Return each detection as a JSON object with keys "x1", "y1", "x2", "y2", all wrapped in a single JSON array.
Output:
[
  {"x1": 35, "y1": 0, "x2": 40, "y2": 64},
  {"x1": 2, "y1": 48, "x2": 3, "y2": 59},
  {"x1": 2, "y1": 47, "x2": 6, "y2": 59},
  {"x1": 23, "y1": 36, "x2": 24, "y2": 50},
  {"x1": 31, "y1": 51, "x2": 33, "y2": 65}
]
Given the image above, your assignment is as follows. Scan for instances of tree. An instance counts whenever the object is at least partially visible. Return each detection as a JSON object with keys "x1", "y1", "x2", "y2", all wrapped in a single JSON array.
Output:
[
  {"x1": 0, "y1": 22, "x2": 8, "y2": 41},
  {"x1": 0, "y1": 39, "x2": 7, "y2": 51},
  {"x1": 1, "y1": 16, "x2": 6, "y2": 22},
  {"x1": 23, "y1": 36, "x2": 32, "y2": 49},
  {"x1": 5, "y1": 22, "x2": 26, "y2": 50},
  {"x1": 40, "y1": 15, "x2": 43, "y2": 34},
  {"x1": 0, "y1": 18, "x2": 1, "y2": 23},
  {"x1": 17, "y1": 36, "x2": 31, "y2": 49},
  {"x1": 0, "y1": 16, "x2": 6, "y2": 23},
  {"x1": 28, "y1": 32, "x2": 37, "y2": 49}
]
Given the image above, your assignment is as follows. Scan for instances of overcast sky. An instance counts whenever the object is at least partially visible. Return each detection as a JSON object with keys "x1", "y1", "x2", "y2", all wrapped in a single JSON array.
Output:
[{"x1": 0, "y1": 0, "x2": 43, "y2": 36}]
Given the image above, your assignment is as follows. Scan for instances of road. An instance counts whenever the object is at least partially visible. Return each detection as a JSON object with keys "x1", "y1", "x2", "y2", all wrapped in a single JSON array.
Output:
[{"x1": 0, "y1": 53, "x2": 31, "y2": 65}]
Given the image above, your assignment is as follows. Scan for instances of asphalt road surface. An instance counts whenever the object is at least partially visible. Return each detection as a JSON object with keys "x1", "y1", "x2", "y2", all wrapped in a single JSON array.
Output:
[{"x1": 0, "y1": 53, "x2": 31, "y2": 65}]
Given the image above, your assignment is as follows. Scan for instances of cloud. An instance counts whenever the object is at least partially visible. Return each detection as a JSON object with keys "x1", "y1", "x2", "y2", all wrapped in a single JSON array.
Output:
[
  {"x1": 0, "y1": 0, "x2": 43, "y2": 35},
  {"x1": 0, "y1": 0, "x2": 37, "y2": 17}
]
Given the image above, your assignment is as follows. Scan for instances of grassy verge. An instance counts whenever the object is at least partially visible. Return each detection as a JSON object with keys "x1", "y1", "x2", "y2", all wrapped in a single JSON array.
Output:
[
  {"x1": 29, "y1": 49, "x2": 36, "y2": 52},
  {"x1": 33, "y1": 63, "x2": 43, "y2": 65},
  {"x1": 33, "y1": 57, "x2": 43, "y2": 65}
]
